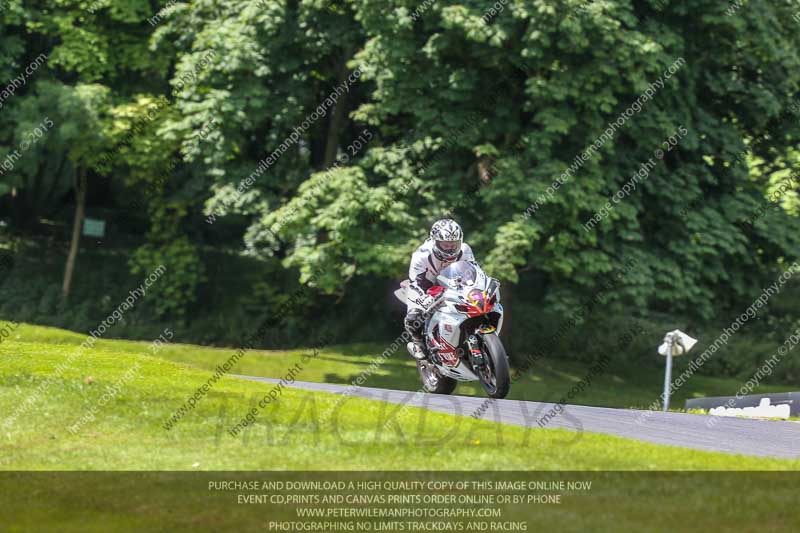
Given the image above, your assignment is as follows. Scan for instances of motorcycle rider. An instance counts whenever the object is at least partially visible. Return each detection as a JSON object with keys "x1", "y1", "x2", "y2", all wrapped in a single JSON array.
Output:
[{"x1": 405, "y1": 219, "x2": 475, "y2": 360}]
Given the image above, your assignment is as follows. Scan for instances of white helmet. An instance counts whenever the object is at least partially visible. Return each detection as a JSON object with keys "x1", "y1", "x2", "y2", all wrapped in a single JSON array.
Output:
[{"x1": 430, "y1": 219, "x2": 463, "y2": 262}]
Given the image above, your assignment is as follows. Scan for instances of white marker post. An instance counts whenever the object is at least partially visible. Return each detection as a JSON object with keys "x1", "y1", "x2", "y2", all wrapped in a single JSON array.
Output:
[{"x1": 657, "y1": 330, "x2": 698, "y2": 411}]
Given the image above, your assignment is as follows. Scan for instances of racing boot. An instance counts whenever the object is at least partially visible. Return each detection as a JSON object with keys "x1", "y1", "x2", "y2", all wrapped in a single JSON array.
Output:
[{"x1": 406, "y1": 338, "x2": 428, "y2": 361}]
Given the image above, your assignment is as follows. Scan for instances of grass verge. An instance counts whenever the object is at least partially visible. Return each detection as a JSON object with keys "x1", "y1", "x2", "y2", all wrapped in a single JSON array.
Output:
[
  {"x1": 1, "y1": 323, "x2": 799, "y2": 470},
  {"x1": 12, "y1": 324, "x2": 794, "y2": 411}
]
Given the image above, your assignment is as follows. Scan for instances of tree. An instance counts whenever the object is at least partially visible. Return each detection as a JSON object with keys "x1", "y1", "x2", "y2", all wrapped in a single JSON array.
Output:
[
  {"x1": 151, "y1": 0, "x2": 366, "y2": 232},
  {"x1": 9, "y1": 81, "x2": 113, "y2": 299},
  {"x1": 240, "y1": 0, "x2": 800, "y2": 323}
]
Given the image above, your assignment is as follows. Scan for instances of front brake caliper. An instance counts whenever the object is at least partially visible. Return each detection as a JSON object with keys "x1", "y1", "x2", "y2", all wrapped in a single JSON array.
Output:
[{"x1": 467, "y1": 334, "x2": 484, "y2": 366}]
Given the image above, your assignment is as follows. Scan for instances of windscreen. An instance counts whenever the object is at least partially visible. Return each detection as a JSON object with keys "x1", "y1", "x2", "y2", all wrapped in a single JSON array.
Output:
[{"x1": 438, "y1": 261, "x2": 478, "y2": 286}]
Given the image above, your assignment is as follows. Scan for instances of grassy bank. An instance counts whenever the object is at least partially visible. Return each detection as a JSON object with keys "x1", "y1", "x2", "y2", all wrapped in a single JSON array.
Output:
[
  {"x1": 12, "y1": 324, "x2": 794, "y2": 411},
  {"x1": 1, "y1": 323, "x2": 799, "y2": 470}
]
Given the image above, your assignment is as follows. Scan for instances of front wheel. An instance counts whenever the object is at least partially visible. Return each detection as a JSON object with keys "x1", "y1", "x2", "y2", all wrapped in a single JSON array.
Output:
[
  {"x1": 417, "y1": 360, "x2": 457, "y2": 395},
  {"x1": 477, "y1": 334, "x2": 510, "y2": 399}
]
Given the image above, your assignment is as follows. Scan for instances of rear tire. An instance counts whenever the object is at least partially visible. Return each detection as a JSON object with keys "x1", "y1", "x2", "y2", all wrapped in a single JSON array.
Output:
[
  {"x1": 478, "y1": 334, "x2": 510, "y2": 399},
  {"x1": 417, "y1": 361, "x2": 457, "y2": 395}
]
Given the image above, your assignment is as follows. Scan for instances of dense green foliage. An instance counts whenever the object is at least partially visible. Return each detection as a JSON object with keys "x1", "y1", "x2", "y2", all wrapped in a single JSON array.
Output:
[{"x1": 1, "y1": 1, "x2": 799, "y2": 381}]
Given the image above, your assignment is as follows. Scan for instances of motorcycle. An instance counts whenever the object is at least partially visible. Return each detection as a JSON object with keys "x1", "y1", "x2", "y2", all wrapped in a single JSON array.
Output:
[{"x1": 396, "y1": 260, "x2": 511, "y2": 399}]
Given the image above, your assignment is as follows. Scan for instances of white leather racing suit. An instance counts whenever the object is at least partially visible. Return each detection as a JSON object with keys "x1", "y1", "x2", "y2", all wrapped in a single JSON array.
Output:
[{"x1": 404, "y1": 239, "x2": 475, "y2": 341}]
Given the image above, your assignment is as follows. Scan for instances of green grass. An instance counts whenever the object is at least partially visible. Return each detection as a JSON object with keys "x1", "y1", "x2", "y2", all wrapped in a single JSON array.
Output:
[
  {"x1": 13, "y1": 323, "x2": 793, "y2": 412},
  {"x1": 1, "y1": 323, "x2": 799, "y2": 471}
]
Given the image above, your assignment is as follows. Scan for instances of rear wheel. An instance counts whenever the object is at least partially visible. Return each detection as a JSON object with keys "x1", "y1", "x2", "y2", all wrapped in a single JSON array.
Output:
[
  {"x1": 416, "y1": 360, "x2": 457, "y2": 395},
  {"x1": 477, "y1": 334, "x2": 510, "y2": 399}
]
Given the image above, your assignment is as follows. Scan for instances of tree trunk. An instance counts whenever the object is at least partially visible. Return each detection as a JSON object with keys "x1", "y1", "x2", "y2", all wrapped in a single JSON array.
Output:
[
  {"x1": 62, "y1": 167, "x2": 87, "y2": 301},
  {"x1": 322, "y1": 55, "x2": 353, "y2": 168}
]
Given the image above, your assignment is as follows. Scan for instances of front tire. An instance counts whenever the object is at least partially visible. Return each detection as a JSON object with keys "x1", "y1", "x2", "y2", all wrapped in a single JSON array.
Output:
[
  {"x1": 417, "y1": 360, "x2": 457, "y2": 395},
  {"x1": 478, "y1": 334, "x2": 510, "y2": 399}
]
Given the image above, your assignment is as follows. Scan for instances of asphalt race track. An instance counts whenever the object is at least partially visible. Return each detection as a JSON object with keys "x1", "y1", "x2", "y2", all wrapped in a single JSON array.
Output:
[{"x1": 237, "y1": 375, "x2": 800, "y2": 459}]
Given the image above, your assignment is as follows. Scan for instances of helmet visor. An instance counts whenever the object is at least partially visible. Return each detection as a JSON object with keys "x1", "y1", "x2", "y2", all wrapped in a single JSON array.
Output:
[{"x1": 436, "y1": 240, "x2": 461, "y2": 256}]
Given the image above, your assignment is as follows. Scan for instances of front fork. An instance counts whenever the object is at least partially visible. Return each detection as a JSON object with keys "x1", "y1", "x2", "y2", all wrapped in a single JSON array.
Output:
[
  {"x1": 466, "y1": 332, "x2": 485, "y2": 368},
  {"x1": 465, "y1": 324, "x2": 497, "y2": 369}
]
